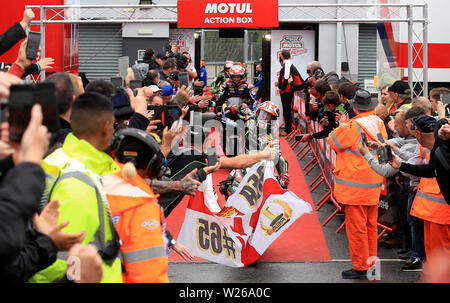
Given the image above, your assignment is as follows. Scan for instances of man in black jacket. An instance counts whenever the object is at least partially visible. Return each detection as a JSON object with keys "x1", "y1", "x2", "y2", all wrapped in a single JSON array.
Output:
[
  {"x1": 275, "y1": 49, "x2": 304, "y2": 136},
  {"x1": 0, "y1": 8, "x2": 34, "y2": 56}
]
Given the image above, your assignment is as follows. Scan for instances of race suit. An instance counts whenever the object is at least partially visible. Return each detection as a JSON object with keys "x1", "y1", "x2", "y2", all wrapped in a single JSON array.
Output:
[
  {"x1": 219, "y1": 113, "x2": 290, "y2": 196},
  {"x1": 211, "y1": 70, "x2": 229, "y2": 90},
  {"x1": 216, "y1": 79, "x2": 255, "y2": 109}
]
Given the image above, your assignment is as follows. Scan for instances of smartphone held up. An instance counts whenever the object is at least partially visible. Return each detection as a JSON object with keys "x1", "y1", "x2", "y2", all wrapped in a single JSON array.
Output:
[
  {"x1": 8, "y1": 82, "x2": 59, "y2": 142},
  {"x1": 26, "y1": 32, "x2": 41, "y2": 60}
]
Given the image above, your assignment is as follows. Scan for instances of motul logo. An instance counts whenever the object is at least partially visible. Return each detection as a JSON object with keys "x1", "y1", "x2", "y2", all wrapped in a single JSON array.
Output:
[{"x1": 204, "y1": 3, "x2": 253, "y2": 14}]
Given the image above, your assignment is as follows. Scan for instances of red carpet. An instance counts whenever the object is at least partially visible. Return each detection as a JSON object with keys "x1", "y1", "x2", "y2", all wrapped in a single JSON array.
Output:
[{"x1": 166, "y1": 138, "x2": 331, "y2": 262}]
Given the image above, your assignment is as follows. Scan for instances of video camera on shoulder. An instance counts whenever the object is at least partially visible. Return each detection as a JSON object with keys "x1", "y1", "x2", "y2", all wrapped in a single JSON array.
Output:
[
  {"x1": 377, "y1": 144, "x2": 393, "y2": 164},
  {"x1": 168, "y1": 52, "x2": 188, "y2": 70}
]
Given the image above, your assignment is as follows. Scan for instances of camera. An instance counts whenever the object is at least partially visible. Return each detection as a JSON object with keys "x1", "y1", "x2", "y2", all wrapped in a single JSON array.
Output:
[
  {"x1": 377, "y1": 144, "x2": 393, "y2": 164},
  {"x1": 168, "y1": 52, "x2": 188, "y2": 70}
]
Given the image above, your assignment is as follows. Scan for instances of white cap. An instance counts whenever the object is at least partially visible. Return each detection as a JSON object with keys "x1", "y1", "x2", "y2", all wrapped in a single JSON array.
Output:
[{"x1": 148, "y1": 85, "x2": 162, "y2": 92}]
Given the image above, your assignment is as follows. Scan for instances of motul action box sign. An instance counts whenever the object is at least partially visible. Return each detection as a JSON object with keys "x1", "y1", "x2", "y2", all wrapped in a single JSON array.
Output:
[{"x1": 177, "y1": 0, "x2": 279, "y2": 28}]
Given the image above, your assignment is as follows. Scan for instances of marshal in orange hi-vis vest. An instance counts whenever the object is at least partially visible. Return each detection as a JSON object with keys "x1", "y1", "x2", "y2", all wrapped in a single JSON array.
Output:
[
  {"x1": 327, "y1": 110, "x2": 387, "y2": 272},
  {"x1": 327, "y1": 111, "x2": 388, "y2": 206},
  {"x1": 103, "y1": 163, "x2": 169, "y2": 283},
  {"x1": 411, "y1": 150, "x2": 450, "y2": 225}
]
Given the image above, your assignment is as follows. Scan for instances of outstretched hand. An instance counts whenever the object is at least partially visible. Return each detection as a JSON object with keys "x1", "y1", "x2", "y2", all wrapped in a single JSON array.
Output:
[
  {"x1": 180, "y1": 168, "x2": 202, "y2": 196},
  {"x1": 172, "y1": 241, "x2": 194, "y2": 262},
  {"x1": 33, "y1": 200, "x2": 86, "y2": 251}
]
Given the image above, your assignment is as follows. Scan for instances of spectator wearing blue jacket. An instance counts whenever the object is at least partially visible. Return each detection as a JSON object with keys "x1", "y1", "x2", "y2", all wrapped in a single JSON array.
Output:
[{"x1": 194, "y1": 59, "x2": 207, "y2": 95}]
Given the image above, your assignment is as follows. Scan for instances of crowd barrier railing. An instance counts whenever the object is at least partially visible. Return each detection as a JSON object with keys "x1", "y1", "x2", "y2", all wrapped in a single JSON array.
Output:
[{"x1": 287, "y1": 93, "x2": 396, "y2": 239}]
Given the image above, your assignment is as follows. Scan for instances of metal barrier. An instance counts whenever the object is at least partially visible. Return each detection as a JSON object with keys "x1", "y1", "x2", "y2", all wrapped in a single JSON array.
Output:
[{"x1": 288, "y1": 93, "x2": 395, "y2": 238}]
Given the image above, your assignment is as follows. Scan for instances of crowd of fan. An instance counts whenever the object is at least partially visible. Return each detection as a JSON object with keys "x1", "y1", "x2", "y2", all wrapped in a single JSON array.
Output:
[{"x1": 0, "y1": 9, "x2": 279, "y2": 283}]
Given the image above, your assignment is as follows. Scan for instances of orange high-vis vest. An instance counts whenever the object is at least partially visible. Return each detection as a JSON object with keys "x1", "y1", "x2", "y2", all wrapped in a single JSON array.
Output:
[
  {"x1": 327, "y1": 111, "x2": 387, "y2": 206},
  {"x1": 410, "y1": 151, "x2": 450, "y2": 225},
  {"x1": 102, "y1": 163, "x2": 169, "y2": 283}
]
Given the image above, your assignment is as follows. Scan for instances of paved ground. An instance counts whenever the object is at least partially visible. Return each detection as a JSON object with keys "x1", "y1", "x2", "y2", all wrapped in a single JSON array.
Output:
[{"x1": 168, "y1": 139, "x2": 422, "y2": 284}]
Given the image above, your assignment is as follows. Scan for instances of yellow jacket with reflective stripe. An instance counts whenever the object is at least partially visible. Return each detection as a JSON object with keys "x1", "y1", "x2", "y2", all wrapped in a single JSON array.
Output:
[
  {"x1": 327, "y1": 111, "x2": 387, "y2": 205},
  {"x1": 411, "y1": 151, "x2": 450, "y2": 225},
  {"x1": 29, "y1": 133, "x2": 122, "y2": 283},
  {"x1": 103, "y1": 163, "x2": 169, "y2": 283}
]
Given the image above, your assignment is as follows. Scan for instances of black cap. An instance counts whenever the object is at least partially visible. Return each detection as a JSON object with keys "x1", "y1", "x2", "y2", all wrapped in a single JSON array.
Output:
[
  {"x1": 388, "y1": 80, "x2": 410, "y2": 95},
  {"x1": 410, "y1": 115, "x2": 437, "y2": 133},
  {"x1": 169, "y1": 71, "x2": 179, "y2": 81}
]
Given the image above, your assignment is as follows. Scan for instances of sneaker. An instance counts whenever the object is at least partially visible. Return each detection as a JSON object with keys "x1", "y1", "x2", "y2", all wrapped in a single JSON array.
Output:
[
  {"x1": 402, "y1": 258, "x2": 422, "y2": 272},
  {"x1": 341, "y1": 268, "x2": 368, "y2": 280}
]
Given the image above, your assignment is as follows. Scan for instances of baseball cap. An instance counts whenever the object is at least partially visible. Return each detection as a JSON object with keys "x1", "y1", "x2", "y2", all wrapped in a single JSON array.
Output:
[
  {"x1": 410, "y1": 115, "x2": 437, "y2": 133},
  {"x1": 388, "y1": 80, "x2": 410, "y2": 95},
  {"x1": 160, "y1": 84, "x2": 173, "y2": 97},
  {"x1": 148, "y1": 85, "x2": 162, "y2": 93},
  {"x1": 169, "y1": 71, "x2": 179, "y2": 81}
]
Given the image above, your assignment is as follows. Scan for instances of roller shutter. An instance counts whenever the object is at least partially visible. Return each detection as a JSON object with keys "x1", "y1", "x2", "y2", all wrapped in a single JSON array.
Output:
[
  {"x1": 358, "y1": 24, "x2": 377, "y2": 84},
  {"x1": 79, "y1": 24, "x2": 123, "y2": 81}
]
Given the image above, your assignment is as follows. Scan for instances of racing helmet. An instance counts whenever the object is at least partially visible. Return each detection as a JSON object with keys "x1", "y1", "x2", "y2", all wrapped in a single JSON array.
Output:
[
  {"x1": 229, "y1": 65, "x2": 245, "y2": 85},
  {"x1": 255, "y1": 101, "x2": 279, "y2": 129},
  {"x1": 110, "y1": 128, "x2": 170, "y2": 180},
  {"x1": 224, "y1": 60, "x2": 234, "y2": 73}
]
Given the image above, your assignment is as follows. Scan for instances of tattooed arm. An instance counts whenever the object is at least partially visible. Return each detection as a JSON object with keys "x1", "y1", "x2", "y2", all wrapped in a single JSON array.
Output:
[{"x1": 148, "y1": 168, "x2": 202, "y2": 196}]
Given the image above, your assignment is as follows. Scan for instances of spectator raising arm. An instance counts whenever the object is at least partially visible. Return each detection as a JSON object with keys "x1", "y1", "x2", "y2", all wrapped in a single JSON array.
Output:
[
  {"x1": 0, "y1": 8, "x2": 34, "y2": 56},
  {"x1": 0, "y1": 104, "x2": 49, "y2": 260}
]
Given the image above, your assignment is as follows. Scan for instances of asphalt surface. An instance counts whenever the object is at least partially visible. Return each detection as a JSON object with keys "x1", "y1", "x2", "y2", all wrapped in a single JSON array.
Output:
[{"x1": 167, "y1": 139, "x2": 422, "y2": 284}]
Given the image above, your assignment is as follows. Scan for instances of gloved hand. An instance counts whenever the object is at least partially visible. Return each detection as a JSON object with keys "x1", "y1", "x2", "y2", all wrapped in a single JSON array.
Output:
[
  {"x1": 278, "y1": 172, "x2": 290, "y2": 190},
  {"x1": 239, "y1": 104, "x2": 253, "y2": 117}
]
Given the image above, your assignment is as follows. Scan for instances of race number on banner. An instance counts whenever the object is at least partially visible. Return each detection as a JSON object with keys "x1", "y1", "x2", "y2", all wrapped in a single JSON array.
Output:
[{"x1": 177, "y1": 161, "x2": 312, "y2": 267}]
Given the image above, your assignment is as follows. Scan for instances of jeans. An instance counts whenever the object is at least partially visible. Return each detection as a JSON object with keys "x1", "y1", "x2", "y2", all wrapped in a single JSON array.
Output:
[{"x1": 407, "y1": 190, "x2": 425, "y2": 260}]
